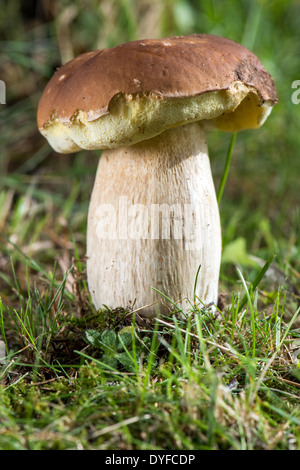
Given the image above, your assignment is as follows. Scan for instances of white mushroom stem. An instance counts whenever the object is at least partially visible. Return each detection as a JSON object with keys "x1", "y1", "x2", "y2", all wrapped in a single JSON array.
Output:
[{"x1": 87, "y1": 122, "x2": 221, "y2": 316}]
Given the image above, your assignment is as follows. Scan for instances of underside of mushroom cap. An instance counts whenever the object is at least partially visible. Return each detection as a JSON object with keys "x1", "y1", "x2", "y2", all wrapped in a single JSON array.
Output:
[{"x1": 37, "y1": 34, "x2": 278, "y2": 153}]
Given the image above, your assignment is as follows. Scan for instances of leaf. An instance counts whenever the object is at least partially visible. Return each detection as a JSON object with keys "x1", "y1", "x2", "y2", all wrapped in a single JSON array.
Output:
[
  {"x1": 101, "y1": 330, "x2": 117, "y2": 351},
  {"x1": 85, "y1": 329, "x2": 117, "y2": 353},
  {"x1": 117, "y1": 327, "x2": 133, "y2": 352},
  {"x1": 85, "y1": 329, "x2": 104, "y2": 350},
  {"x1": 222, "y1": 237, "x2": 260, "y2": 267},
  {"x1": 101, "y1": 353, "x2": 118, "y2": 370},
  {"x1": 117, "y1": 352, "x2": 136, "y2": 372}
]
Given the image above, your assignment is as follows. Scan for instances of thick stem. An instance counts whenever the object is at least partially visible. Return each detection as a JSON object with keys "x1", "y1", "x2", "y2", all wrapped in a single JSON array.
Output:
[{"x1": 87, "y1": 122, "x2": 221, "y2": 315}]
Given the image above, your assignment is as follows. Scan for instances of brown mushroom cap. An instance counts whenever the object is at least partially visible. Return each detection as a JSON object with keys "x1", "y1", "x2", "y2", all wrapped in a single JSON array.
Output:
[{"x1": 37, "y1": 34, "x2": 278, "y2": 153}]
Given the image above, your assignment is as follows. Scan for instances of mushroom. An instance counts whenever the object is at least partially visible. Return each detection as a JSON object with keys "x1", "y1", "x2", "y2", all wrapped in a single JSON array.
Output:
[{"x1": 37, "y1": 34, "x2": 277, "y2": 316}]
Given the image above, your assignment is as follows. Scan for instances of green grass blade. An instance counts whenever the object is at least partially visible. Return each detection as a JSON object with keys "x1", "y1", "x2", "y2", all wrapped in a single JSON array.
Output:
[
  {"x1": 239, "y1": 253, "x2": 276, "y2": 311},
  {"x1": 217, "y1": 132, "x2": 237, "y2": 204},
  {"x1": 237, "y1": 268, "x2": 256, "y2": 357}
]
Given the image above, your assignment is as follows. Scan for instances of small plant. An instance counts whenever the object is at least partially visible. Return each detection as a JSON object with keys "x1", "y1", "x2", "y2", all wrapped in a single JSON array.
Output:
[{"x1": 84, "y1": 327, "x2": 153, "y2": 372}]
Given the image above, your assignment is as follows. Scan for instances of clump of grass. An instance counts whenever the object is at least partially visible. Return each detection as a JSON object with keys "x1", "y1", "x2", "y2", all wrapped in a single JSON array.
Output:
[{"x1": 0, "y1": 250, "x2": 299, "y2": 450}]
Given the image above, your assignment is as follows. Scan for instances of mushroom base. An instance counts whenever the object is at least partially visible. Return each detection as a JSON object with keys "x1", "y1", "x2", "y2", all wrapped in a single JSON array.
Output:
[{"x1": 87, "y1": 122, "x2": 221, "y2": 316}]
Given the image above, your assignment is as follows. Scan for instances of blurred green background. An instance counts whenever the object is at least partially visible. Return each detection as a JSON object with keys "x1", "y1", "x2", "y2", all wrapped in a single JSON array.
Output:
[{"x1": 0, "y1": 0, "x2": 299, "y2": 305}]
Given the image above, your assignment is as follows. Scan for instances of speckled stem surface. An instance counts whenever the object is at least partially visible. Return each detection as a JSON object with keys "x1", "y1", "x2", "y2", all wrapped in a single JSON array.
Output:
[{"x1": 87, "y1": 122, "x2": 221, "y2": 316}]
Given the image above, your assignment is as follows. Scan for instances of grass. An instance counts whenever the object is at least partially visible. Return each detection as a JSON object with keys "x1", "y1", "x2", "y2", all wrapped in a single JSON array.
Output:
[
  {"x1": 0, "y1": 276, "x2": 299, "y2": 450},
  {"x1": 0, "y1": 0, "x2": 299, "y2": 451}
]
